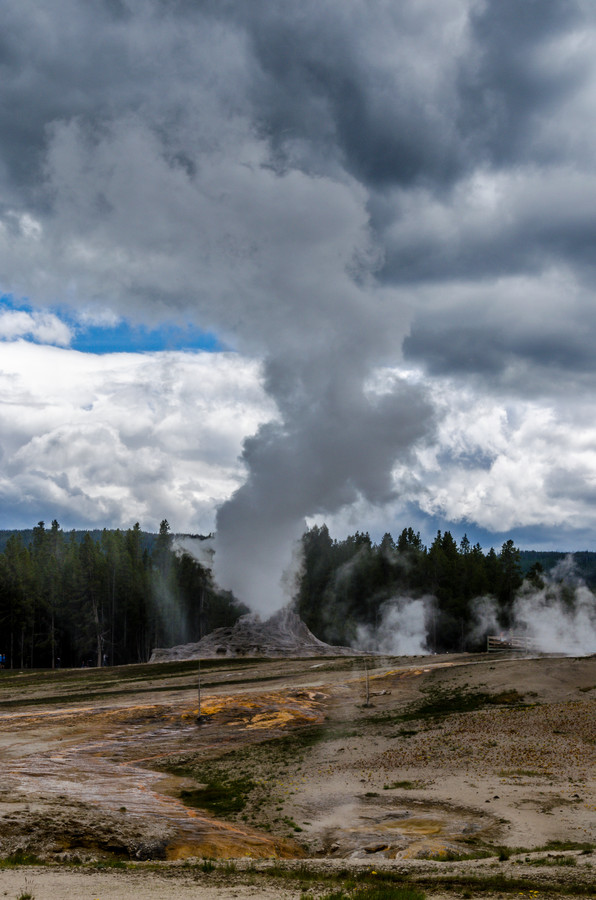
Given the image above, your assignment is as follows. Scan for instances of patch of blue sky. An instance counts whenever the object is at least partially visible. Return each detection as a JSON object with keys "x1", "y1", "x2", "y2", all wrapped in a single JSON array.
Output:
[
  {"x1": 0, "y1": 294, "x2": 223, "y2": 353},
  {"x1": 70, "y1": 318, "x2": 224, "y2": 354},
  {"x1": 1, "y1": 292, "x2": 48, "y2": 317}
]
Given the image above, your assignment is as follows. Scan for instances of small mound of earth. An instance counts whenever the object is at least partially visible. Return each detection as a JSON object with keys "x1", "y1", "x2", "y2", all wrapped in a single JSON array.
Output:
[{"x1": 150, "y1": 608, "x2": 364, "y2": 661}]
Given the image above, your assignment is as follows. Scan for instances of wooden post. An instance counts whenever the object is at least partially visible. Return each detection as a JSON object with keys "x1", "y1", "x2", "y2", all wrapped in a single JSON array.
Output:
[
  {"x1": 196, "y1": 657, "x2": 207, "y2": 724},
  {"x1": 362, "y1": 658, "x2": 373, "y2": 707}
]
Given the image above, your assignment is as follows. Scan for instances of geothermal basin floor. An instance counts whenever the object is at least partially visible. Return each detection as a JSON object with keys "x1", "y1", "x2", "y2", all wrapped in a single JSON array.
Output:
[{"x1": 0, "y1": 653, "x2": 595, "y2": 898}]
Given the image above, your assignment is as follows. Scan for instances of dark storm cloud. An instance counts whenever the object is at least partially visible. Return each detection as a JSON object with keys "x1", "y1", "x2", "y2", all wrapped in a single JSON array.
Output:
[
  {"x1": 0, "y1": 0, "x2": 249, "y2": 210},
  {"x1": 0, "y1": 1, "x2": 592, "y2": 186},
  {"x1": 378, "y1": 169, "x2": 596, "y2": 288},
  {"x1": 404, "y1": 311, "x2": 596, "y2": 380},
  {"x1": 459, "y1": 0, "x2": 588, "y2": 166},
  {"x1": 232, "y1": 1, "x2": 467, "y2": 188},
  {"x1": 209, "y1": 0, "x2": 592, "y2": 187},
  {"x1": 0, "y1": 1, "x2": 130, "y2": 198},
  {"x1": 1, "y1": 0, "x2": 593, "y2": 215},
  {"x1": 207, "y1": 0, "x2": 596, "y2": 387}
]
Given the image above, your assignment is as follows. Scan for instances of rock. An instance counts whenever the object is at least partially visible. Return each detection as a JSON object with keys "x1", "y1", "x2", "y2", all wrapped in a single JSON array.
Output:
[
  {"x1": 364, "y1": 843, "x2": 389, "y2": 853},
  {"x1": 150, "y1": 607, "x2": 366, "y2": 661}
]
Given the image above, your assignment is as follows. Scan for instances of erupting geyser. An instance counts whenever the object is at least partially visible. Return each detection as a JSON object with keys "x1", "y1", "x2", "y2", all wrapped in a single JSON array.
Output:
[{"x1": 213, "y1": 363, "x2": 434, "y2": 617}]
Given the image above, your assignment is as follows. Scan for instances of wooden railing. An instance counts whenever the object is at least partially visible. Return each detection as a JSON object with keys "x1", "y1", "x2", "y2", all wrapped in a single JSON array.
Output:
[{"x1": 486, "y1": 634, "x2": 535, "y2": 652}]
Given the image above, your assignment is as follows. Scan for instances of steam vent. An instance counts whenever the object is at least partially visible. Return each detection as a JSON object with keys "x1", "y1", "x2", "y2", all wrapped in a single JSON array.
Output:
[{"x1": 150, "y1": 608, "x2": 365, "y2": 661}]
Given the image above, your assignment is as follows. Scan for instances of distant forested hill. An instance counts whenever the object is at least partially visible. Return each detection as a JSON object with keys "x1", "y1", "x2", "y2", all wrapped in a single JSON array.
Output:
[{"x1": 519, "y1": 550, "x2": 596, "y2": 588}]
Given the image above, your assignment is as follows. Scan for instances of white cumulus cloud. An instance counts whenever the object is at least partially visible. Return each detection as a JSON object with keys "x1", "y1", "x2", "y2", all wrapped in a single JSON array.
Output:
[
  {"x1": 0, "y1": 341, "x2": 274, "y2": 531},
  {"x1": 0, "y1": 309, "x2": 72, "y2": 346}
]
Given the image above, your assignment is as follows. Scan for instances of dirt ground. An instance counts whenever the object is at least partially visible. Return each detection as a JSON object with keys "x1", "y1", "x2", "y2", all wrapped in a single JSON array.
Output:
[{"x1": 0, "y1": 652, "x2": 595, "y2": 898}]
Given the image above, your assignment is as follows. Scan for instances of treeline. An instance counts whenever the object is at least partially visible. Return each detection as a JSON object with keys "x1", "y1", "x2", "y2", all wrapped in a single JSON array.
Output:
[
  {"x1": 295, "y1": 525, "x2": 541, "y2": 652},
  {"x1": 0, "y1": 520, "x2": 246, "y2": 669},
  {"x1": 2, "y1": 518, "x2": 592, "y2": 668}
]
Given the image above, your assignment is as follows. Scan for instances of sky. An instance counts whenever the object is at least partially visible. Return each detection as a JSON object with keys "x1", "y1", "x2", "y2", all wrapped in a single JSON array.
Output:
[{"x1": 2, "y1": 1, "x2": 596, "y2": 608}]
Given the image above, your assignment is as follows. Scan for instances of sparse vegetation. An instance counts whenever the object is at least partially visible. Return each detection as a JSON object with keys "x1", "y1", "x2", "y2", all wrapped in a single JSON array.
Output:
[
  {"x1": 383, "y1": 780, "x2": 422, "y2": 790},
  {"x1": 318, "y1": 890, "x2": 425, "y2": 900},
  {"x1": 0, "y1": 852, "x2": 43, "y2": 868},
  {"x1": 369, "y1": 684, "x2": 527, "y2": 727},
  {"x1": 408, "y1": 685, "x2": 527, "y2": 719},
  {"x1": 91, "y1": 859, "x2": 127, "y2": 869},
  {"x1": 179, "y1": 772, "x2": 256, "y2": 816},
  {"x1": 499, "y1": 768, "x2": 543, "y2": 778},
  {"x1": 200, "y1": 858, "x2": 216, "y2": 872},
  {"x1": 541, "y1": 841, "x2": 595, "y2": 853},
  {"x1": 527, "y1": 855, "x2": 577, "y2": 866}
]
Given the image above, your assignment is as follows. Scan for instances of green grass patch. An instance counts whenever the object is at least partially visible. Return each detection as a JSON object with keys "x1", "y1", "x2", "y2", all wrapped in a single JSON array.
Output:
[
  {"x1": 526, "y1": 856, "x2": 577, "y2": 866},
  {"x1": 479, "y1": 840, "x2": 595, "y2": 858},
  {"x1": 490, "y1": 689, "x2": 527, "y2": 704},
  {"x1": 162, "y1": 721, "x2": 361, "y2": 825},
  {"x1": 350, "y1": 891, "x2": 425, "y2": 900},
  {"x1": 0, "y1": 669, "x2": 286, "y2": 710},
  {"x1": 219, "y1": 861, "x2": 237, "y2": 874},
  {"x1": 0, "y1": 657, "x2": 271, "y2": 705},
  {"x1": 179, "y1": 773, "x2": 256, "y2": 816},
  {"x1": 436, "y1": 876, "x2": 592, "y2": 895},
  {"x1": 542, "y1": 840, "x2": 595, "y2": 853},
  {"x1": 200, "y1": 858, "x2": 216, "y2": 872},
  {"x1": 90, "y1": 858, "x2": 128, "y2": 869},
  {"x1": 260, "y1": 867, "x2": 426, "y2": 900},
  {"x1": 383, "y1": 780, "x2": 422, "y2": 790},
  {"x1": 409, "y1": 686, "x2": 526, "y2": 719},
  {"x1": 0, "y1": 851, "x2": 44, "y2": 868},
  {"x1": 266, "y1": 723, "x2": 359, "y2": 752},
  {"x1": 318, "y1": 892, "x2": 425, "y2": 900},
  {"x1": 160, "y1": 858, "x2": 596, "y2": 897},
  {"x1": 370, "y1": 685, "x2": 528, "y2": 727},
  {"x1": 499, "y1": 769, "x2": 543, "y2": 778},
  {"x1": 0, "y1": 656, "x2": 257, "y2": 685}
]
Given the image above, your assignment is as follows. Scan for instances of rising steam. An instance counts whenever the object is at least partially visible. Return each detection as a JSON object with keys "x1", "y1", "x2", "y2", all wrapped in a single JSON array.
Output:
[
  {"x1": 354, "y1": 557, "x2": 596, "y2": 658},
  {"x1": 467, "y1": 557, "x2": 596, "y2": 656},
  {"x1": 511, "y1": 557, "x2": 596, "y2": 655},
  {"x1": 356, "y1": 595, "x2": 434, "y2": 656},
  {"x1": 213, "y1": 310, "x2": 435, "y2": 616}
]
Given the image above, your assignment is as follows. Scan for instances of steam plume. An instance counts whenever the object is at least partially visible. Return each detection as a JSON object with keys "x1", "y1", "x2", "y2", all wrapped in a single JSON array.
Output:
[
  {"x1": 356, "y1": 595, "x2": 434, "y2": 656},
  {"x1": 512, "y1": 557, "x2": 596, "y2": 656},
  {"x1": 214, "y1": 367, "x2": 434, "y2": 615},
  {"x1": 470, "y1": 557, "x2": 596, "y2": 657}
]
